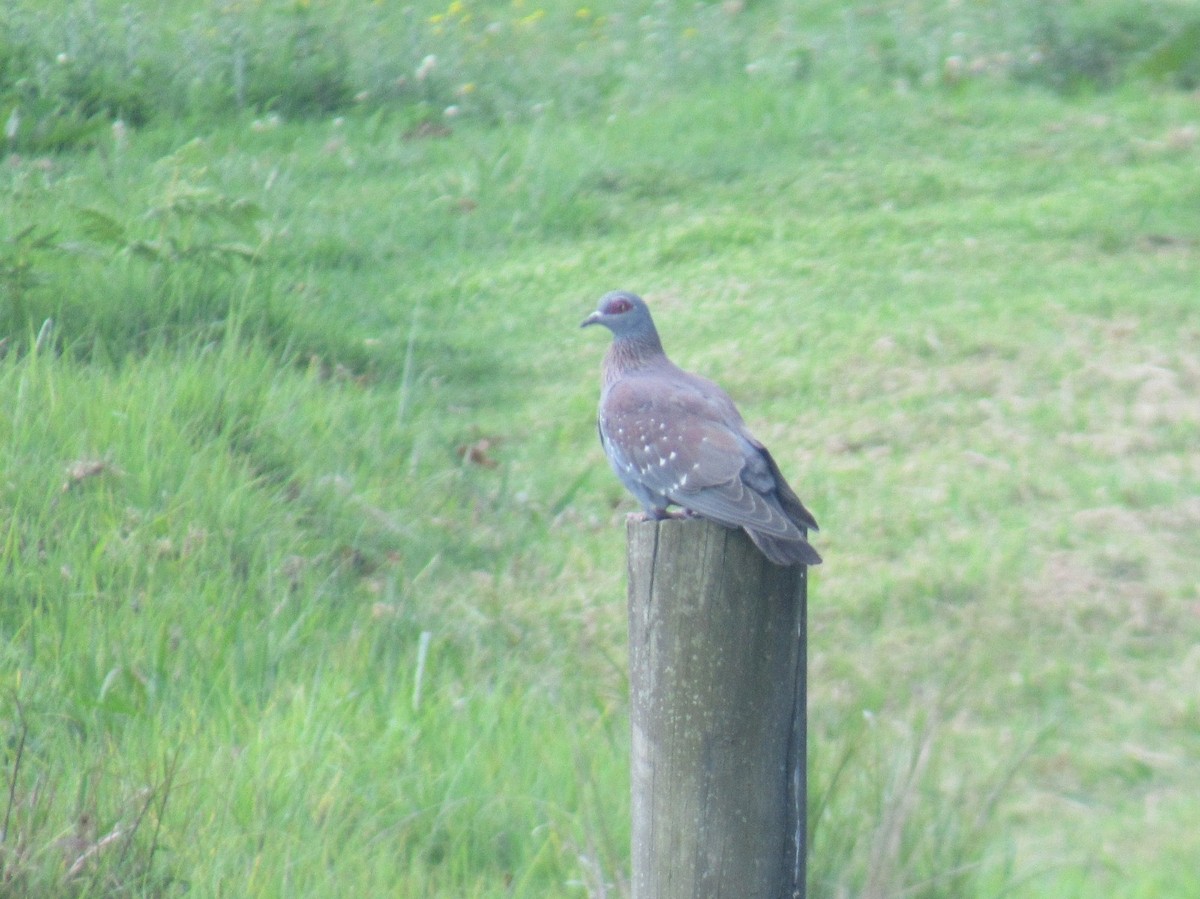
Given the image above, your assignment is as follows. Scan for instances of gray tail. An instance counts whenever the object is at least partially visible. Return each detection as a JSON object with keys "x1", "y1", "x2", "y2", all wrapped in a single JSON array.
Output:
[
  {"x1": 747, "y1": 528, "x2": 822, "y2": 567},
  {"x1": 760, "y1": 447, "x2": 820, "y2": 533}
]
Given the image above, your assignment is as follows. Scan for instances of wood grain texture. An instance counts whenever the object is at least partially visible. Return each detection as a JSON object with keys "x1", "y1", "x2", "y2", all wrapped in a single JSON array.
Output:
[{"x1": 627, "y1": 516, "x2": 807, "y2": 899}]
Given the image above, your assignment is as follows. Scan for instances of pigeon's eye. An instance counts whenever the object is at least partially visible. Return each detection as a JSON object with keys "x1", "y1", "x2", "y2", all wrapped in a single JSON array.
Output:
[{"x1": 608, "y1": 298, "x2": 632, "y2": 314}]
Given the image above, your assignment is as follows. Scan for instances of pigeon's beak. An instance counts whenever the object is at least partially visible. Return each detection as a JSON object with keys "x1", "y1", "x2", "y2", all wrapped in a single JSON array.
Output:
[{"x1": 580, "y1": 311, "x2": 602, "y2": 329}]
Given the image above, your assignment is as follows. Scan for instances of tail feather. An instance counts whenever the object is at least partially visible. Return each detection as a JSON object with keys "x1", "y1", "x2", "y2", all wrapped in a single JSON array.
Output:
[
  {"x1": 746, "y1": 527, "x2": 822, "y2": 567},
  {"x1": 758, "y1": 446, "x2": 820, "y2": 533}
]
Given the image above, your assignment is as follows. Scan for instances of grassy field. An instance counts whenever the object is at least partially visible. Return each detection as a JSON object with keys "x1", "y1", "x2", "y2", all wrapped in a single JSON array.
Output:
[{"x1": 2, "y1": 1, "x2": 1200, "y2": 896}]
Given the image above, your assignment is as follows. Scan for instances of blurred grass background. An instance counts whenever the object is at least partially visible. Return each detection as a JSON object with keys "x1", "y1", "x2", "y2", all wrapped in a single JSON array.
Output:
[{"x1": 2, "y1": 1, "x2": 1199, "y2": 896}]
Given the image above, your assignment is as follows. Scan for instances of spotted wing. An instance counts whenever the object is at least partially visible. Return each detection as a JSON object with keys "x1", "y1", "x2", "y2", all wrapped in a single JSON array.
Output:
[{"x1": 600, "y1": 369, "x2": 805, "y2": 539}]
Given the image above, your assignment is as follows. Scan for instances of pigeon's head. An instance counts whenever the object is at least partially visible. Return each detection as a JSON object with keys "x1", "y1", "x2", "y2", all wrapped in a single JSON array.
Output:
[{"x1": 580, "y1": 290, "x2": 656, "y2": 340}]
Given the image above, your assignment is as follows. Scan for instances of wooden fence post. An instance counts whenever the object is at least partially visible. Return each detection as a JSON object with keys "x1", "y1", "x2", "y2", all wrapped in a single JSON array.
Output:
[{"x1": 627, "y1": 516, "x2": 807, "y2": 899}]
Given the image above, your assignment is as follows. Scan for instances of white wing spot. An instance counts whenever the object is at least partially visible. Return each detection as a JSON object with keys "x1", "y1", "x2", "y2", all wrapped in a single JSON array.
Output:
[
  {"x1": 658, "y1": 457, "x2": 667, "y2": 467},
  {"x1": 669, "y1": 451, "x2": 677, "y2": 460},
  {"x1": 692, "y1": 463, "x2": 700, "y2": 471},
  {"x1": 643, "y1": 445, "x2": 651, "y2": 453},
  {"x1": 680, "y1": 473, "x2": 689, "y2": 487}
]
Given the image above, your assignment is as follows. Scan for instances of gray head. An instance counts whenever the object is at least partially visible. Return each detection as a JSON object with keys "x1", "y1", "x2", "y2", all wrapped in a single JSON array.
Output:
[{"x1": 580, "y1": 290, "x2": 659, "y2": 341}]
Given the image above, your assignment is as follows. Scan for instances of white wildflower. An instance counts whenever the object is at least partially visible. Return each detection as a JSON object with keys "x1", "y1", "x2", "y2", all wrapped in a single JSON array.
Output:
[{"x1": 416, "y1": 54, "x2": 437, "y2": 81}]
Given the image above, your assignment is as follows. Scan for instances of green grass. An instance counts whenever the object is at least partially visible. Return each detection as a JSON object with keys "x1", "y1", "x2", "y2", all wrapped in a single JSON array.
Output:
[{"x1": 3, "y1": 1, "x2": 1200, "y2": 897}]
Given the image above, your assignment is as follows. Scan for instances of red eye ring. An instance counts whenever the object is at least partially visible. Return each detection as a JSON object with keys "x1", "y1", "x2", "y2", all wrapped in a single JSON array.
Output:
[{"x1": 609, "y1": 298, "x2": 632, "y2": 314}]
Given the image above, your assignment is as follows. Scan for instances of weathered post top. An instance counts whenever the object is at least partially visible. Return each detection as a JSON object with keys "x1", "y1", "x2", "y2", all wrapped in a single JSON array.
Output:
[{"x1": 627, "y1": 516, "x2": 808, "y2": 899}]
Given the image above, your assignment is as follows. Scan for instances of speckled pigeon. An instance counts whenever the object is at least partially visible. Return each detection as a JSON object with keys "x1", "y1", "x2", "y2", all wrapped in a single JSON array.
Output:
[{"x1": 582, "y1": 290, "x2": 821, "y2": 566}]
